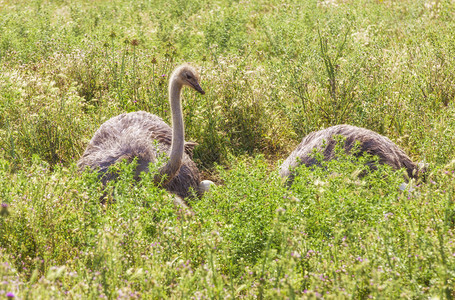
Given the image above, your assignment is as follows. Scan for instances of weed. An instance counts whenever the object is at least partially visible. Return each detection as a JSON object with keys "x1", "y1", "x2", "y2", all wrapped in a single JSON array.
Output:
[{"x1": 1, "y1": 0, "x2": 455, "y2": 298}]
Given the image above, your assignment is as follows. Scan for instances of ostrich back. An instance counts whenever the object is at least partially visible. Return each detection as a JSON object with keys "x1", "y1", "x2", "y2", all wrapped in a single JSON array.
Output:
[
  {"x1": 280, "y1": 124, "x2": 418, "y2": 181},
  {"x1": 78, "y1": 111, "x2": 200, "y2": 199}
]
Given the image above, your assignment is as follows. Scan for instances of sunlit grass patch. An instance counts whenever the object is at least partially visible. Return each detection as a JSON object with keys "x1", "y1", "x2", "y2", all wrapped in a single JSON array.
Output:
[{"x1": 1, "y1": 0, "x2": 455, "y2": 298}]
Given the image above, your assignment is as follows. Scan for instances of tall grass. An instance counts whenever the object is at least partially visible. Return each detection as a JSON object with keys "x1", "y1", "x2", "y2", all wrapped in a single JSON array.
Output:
[
  {"x1": 1, "y1": 0, "x2": 454, "y2": 168},
  {"x1": 1, "y1": 0, "x2": 455, "y2": 298},
  {"x1": 0, "y1": 154, "x2": 454, "y2": 298}
]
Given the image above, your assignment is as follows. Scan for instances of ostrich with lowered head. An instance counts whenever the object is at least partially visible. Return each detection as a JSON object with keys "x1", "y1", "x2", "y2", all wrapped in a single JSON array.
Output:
[
  {"x1": 78, "y1": 63, "x2": 212, "y2": 201},
  {"x1": 280, "y1": 124, "x2": 423, "y2": 184}
]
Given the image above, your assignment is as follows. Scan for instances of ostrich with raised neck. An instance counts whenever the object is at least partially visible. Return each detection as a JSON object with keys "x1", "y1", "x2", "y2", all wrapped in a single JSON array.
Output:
[{"x1": 78, "y1": 63, "x2": 212, "y2": 201}]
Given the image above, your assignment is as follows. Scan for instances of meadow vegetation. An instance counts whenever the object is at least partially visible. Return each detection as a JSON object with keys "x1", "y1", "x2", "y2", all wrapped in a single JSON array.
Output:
[{"x1": 0, "y1": 0, "x2": 454, "y2": 298}]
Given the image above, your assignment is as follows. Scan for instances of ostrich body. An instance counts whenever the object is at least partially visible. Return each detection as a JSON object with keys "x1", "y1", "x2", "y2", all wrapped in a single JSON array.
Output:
[
  {"x1": 78, "y1": 64, "x2": 207, "y2": 199},
  {"x1": 280, "y1": 125, "x2": 420, "y2": 182}
]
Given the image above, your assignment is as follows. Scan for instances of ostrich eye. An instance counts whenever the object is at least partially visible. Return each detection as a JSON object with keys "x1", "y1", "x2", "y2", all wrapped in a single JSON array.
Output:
[{"x1": 185, "y1": 73, "x2": 192, "y2": 80}]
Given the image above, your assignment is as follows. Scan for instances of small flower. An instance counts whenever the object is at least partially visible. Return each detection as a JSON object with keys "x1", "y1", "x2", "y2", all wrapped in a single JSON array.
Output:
[
  {"x1": 384, "y1": 212, "x2": 394, "y2": 220},
  {"x1": 131, "y1": 39, "x2": 139, "y2": 46},
  {"x1": 1, "y1": 203, "x2": 9, "y2": 217},
  {"x1": 6, "y1": 292, "x2": 15, "y2": 298},
  {"x1": 276, "y1": 207, "x2": 286, "y2": 214}
]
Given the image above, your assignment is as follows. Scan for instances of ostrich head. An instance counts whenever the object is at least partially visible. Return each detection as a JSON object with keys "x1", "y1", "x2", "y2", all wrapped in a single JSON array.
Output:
[{"x1": 171, "y1": 63, "x2": 205, "y2": 95}]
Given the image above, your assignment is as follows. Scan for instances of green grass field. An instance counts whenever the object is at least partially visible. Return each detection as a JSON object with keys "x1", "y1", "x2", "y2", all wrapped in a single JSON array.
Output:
[{"x1": 1, "y1": 0, "x2": 455, "y2": 298}]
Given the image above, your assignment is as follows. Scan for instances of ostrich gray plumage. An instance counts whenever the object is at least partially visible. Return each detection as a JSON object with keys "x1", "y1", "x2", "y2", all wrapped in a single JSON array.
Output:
[
  {"x1": 280, "y1": 124, "x2": 419, "y2": 182},
  {"x1": 78, "y1": 111, "x2": 200, "y2": 198},
  {"x1": 77, "y1": 64, "x2": 205, "y2": 199}
]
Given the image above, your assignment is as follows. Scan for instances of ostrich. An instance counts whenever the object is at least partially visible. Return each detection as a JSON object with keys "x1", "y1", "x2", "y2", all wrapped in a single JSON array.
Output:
[
  {"x1": 280, "y1": 124, "x2": 422, "y2": 184},
  {"x1": 78, "y1": 63, "x2": 212, "y2": 201}
]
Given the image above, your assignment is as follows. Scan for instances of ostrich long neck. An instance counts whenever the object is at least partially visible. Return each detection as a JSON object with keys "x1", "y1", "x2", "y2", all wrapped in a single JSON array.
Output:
[{"x1": 155, "y1": 76, "x2": 184, "y2": 185}]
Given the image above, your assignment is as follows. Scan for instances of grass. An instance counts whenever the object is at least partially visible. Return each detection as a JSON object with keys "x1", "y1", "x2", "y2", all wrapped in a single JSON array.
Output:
[{"x1": 1, "y1": 0, "x2": 455, "y2": 298}]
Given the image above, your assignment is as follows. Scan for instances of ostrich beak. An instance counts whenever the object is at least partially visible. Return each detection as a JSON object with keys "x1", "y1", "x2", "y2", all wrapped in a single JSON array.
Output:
[{"x1": 189, "y1": 80, "x2": 205, "y2": 95}]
